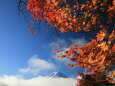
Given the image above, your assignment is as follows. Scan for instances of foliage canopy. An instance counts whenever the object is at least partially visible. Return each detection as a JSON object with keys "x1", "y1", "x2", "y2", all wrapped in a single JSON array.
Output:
[{"x1": 18, "y1": 0, "x2": 115, "y2": 85}]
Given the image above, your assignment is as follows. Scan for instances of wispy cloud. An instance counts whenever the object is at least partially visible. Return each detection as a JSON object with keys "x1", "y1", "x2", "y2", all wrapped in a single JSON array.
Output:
[
  {"x1": 19, "y1": 55, "x2": 56, "y2": 75},
  {"x1": 49, "y1": 37, "x2": 87, "y2": 50},
  {"x1": 69, "y1": 37, "x2": 87, "y2": 46},
  {"x1": 48, "y1": 39, "x2": 68, "y2": 50},
  {"x1": 0, "y1": 75, "x2": 76, "y2": 86},
  {"x1": 48, "y1": 37, "x2": 87, "y2": 63},
  {"x1": 48, "y1": 39, "x2": 70, "y2": 63}
]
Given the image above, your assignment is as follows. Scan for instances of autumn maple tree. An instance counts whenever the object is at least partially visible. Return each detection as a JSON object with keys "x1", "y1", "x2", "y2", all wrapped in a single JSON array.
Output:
[
  {"x1": 18, "y1": 0, "x2": 115, "y2": 85},
  {"x1": 76, "y1": 72, "x2": 114, "y2": 86}
]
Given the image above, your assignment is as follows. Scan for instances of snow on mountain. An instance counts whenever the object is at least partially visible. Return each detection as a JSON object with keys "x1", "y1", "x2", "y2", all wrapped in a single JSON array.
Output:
[{"x1": 49, "y1": 72, "x2": 68, "y2": 78}]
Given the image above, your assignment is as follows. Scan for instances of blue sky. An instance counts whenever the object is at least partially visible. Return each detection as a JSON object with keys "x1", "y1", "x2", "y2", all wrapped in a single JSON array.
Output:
[
  {"x1": 0, "y1": 0, "x2": 91, "y2": 82},
  {"x1": 0, "y1": 0, "x2": 96, "y2": 86}
]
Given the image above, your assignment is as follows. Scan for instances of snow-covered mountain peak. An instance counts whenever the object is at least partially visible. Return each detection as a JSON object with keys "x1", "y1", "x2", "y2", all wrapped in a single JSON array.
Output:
[{"x1": 49, "y1": 72, "x2": 67, "y2": 78}]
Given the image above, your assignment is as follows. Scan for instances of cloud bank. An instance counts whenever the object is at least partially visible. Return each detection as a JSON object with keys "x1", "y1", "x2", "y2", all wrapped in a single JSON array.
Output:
[
  {"x1": 0, "y1": 75, "x2": 76, "y2": 86},
  {"x1": 19, "y1": 55, "x2": 56, "y2": 75}
]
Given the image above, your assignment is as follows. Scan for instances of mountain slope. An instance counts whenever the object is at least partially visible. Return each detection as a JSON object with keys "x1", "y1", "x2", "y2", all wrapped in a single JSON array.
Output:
[{"x1": 49, "y1": 72, "x2": 68, "y2": 78}]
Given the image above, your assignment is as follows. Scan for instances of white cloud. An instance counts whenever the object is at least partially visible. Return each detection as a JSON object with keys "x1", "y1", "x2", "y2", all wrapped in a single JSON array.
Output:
[
  {"x1": 19, "y1": 55, "x2": 56, "y2": 75},
  {"x1": 0, "y1": 75, "x2": 76, "y2": 86}
]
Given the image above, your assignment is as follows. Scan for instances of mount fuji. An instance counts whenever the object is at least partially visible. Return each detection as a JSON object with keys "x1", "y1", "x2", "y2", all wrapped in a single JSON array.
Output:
[{"x1": 49, "y1": 72, "x2": 68, "y2": 78}]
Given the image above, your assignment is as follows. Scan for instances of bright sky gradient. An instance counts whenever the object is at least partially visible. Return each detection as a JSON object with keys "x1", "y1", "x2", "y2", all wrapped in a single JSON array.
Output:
[{"x1": 0, "y1": 0, "x2": 94, "y2": 85}]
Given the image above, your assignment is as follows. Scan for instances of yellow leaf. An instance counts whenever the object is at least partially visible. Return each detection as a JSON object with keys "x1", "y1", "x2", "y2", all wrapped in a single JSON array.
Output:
[{"x1": 97, "y1": 42, "x2": 106, "y2": 47}]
